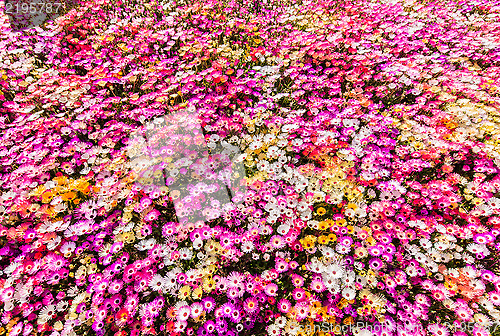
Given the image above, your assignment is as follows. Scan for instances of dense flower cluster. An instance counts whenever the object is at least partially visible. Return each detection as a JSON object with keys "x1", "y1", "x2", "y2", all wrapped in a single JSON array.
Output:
[{"x1": 1, "y1": 0, "x2": 500, "y2": 335}]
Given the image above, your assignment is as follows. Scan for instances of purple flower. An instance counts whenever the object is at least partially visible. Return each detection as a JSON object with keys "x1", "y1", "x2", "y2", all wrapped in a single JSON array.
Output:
[
  {"x1": 369, "y1": 258, "x2": 384, "y2": 270},
  {"x1": 202, "y1": 297, "x2": 216, "y2": 313},
  {"x1": 215, "y1": 318, "x2": 228, "y2": 333},
  {"x1": 204, "y1": 320, "x2": 216, "y2": 333}
]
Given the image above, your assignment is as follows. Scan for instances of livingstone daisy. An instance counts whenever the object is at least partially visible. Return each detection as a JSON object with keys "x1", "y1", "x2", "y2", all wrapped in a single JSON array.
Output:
[
  {"x1": 2, "y1": 0, "x2": 500, "y2": 335},
  {"x1": 243, "y1": 297, "x2": 259, "y2": 314}
]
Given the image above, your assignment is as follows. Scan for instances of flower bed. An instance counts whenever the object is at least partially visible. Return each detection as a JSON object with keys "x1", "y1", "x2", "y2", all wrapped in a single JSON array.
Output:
[{"x1": 1, "y1": 0, "x2": 500, "y2": 335}]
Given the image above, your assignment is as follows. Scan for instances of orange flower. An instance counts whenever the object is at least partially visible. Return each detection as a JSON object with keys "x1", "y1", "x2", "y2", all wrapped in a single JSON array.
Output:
[
  {"x1": 42, "y1": 232, "x2": 57, "y2": 243},
  {"x1": 166, "y1": 307, "x2": 177, "y2": 320},
  {"x1": 344, "y1": 316, "x2": 354, "y2": 325},
  {"x1": 76, "y1": 180, "x2": 91, "y2": 194},
  {"x1": 442, "y1": 164, "x2": 453, "y2": 173},
  {"x1": 360, "y1": 99, "x2": 372, "y2": 107},
  {"x1": 6, "y1": 227, "x2": 18, "y2": 240},
  {"x1": 41, "y1": 190, "x2": 54, "y2": 203},
  {"x1": 61, "y1": 191, "x2": 77, "y2": 201}
]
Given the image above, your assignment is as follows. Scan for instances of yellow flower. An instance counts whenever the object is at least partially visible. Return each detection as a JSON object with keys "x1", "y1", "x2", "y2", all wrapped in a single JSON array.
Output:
[
  {"x1": 300, "y1": 235, "x2": 317, "y2": 249},
  {"x1": 138, "y1": 177, "x2": 153, "y2": 185},
  {"x1": 300, "y1": 238, "x2": 315, "y2": 250},
  {"x1": 75, "y1": 179, "x2": 91, "y2": 194},
  {"x1": 413, "y1": 142, "x2": 424, "y2": 150},
  {"x1": 30, "y1": 185, "x2": 46, "y2": 197},
  {"x1": 317, "y1": 235, "x2": 329, "y2": 244},
  {"x1": 178, "y1": 285, "x2": 191, "y2": 299},
  {"x1": 87, "y1": 264, "x2": 98, "y2": 274},
  {"x1": 444, "y1": 281, "x2": 457, "y2": 291},
  {"x1": 46, "y1": 206, "x2": 57, "y2": 218},
  {"x1": 316, "y1": 207, "x2": 326, "y2": 216},
  {"x1": 192, "y1": 287, "x2": 203, "y2": 300},
  {"x1": 213, "y1": 242, "x2": 222, "y2": 254},
  {"x1": 53, "y1": 185, "x2": 66, "y2": 194},
  {"x1": 345, "y1": 190, "x2": 357, "y2": 201},
  {"x1": 474, "y1": 313, "x2": 490, "y2": 325},
  {"x1": 53, "y1": 175, "x2": 69, "y2": 186},
  {"x1": 336, "y1": 219, "x2": 347, "y2": 226},
  {"x1": 125, "y1": 232, "x2": 135, "y2": 244},
  {"x1": 347, "y1": 203, "x2": 358, "y2": 210},
  {"x1": 328, "y1": 233, "x2": 337, "y2": 242},
  {"x1": 313, "y1": 193, "x2": 325, "y2": 202},
  {"x1": 122, "y1": 212, "x2": 133, "y2": 223},
  {"x1": 472, "y1": 198, "x2": 483, "y2": 206},
  {"x1": 54, "y1": 321, "x2": 64, "y2": 331},
  {"x1": 205, "y1": 240, "x2": 216, "y2": 254},
  {"x1": 203, "y1": 278, "x2": 215, "y2": 292},
  {"x1": 318, "y1": 221, "x2": 329, "y2": 230}
]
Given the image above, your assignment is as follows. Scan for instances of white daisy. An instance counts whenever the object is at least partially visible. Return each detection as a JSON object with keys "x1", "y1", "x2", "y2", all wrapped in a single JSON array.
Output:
[{"x1": 39, "y1": 304, "x2": 56, "y2": 323}]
